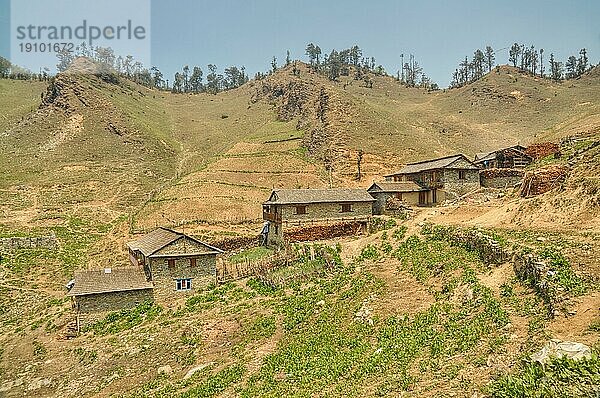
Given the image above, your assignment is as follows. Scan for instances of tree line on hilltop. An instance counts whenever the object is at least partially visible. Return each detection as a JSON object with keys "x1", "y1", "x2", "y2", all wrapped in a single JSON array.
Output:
[
  {"x1": 0, "y1": 42, "x2": 595, "y2": 92},
  {"x1": 450, "y1": 44, "x2": 593, "y2": 88}
]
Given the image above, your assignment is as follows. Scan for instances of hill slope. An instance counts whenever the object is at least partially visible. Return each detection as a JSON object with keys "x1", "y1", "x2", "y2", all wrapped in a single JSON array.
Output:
[{"x1": 0, "y1": 62, "x2": 599, "y2": 397}]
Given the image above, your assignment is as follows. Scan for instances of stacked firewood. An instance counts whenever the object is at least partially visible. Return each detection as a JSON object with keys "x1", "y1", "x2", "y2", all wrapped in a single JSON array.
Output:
[
  {"x1": 525, "y1": 142, "x2": 561, "y2": 159},
  {"x1": 211, "y1": 235, "x2": 258, "y2": 252},
  {"x1": 480, "y1": 168, "x2": 524, "y2": 178},
  {"x1": 285, "y1": 222, "x2": 363, "y2": 242},
  {"x1": 519, "y1": 165, "x2": 568, "y2": 197}
]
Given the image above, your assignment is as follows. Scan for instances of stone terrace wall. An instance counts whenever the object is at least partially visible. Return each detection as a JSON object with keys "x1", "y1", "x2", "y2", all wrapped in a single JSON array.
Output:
[
  {"x1": 425, "y1": 225, "x2": 568, "y2": 315},
  {"x1": 0, "y1": 235, "x2": 58, "y2": 250}
]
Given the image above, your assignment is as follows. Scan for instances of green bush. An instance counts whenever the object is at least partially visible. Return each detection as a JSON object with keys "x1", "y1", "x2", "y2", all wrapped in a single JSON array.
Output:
[{"x1": 488, "y1": 354, "x2": 600, "y2": 398}]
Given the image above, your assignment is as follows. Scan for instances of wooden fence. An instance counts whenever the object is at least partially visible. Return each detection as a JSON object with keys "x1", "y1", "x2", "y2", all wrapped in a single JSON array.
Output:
[{"x1": 217, "y1": 254, "x2": 290, "y2": 283}]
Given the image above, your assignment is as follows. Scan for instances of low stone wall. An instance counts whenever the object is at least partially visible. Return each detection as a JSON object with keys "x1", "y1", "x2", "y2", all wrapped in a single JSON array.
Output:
[
  {"x1": 480, "y1": 169, "x2": 524, "y2": 189},
  {"x1": 0, "y1": 234, "x2": 58, "y2": 250},
  {"x1": 75, "y1": 289, "x2": 153, "y2": 329},
  {"x1": 425, "y1": 225, "x2": 567, "y2": 315}
]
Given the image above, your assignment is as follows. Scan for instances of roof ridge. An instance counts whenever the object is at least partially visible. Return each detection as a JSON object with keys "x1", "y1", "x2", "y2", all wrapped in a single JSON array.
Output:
[{"x1": 405, "y1": 153, "x2": 464, "y2": 166}]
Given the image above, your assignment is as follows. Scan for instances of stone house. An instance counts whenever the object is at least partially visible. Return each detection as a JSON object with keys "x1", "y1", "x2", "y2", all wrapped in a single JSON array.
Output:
[
  {"x1": 384, "y1": 154, "x2": 480, "y2": 204},
  {"x1": 262, "y1": 188, "x2": 374, "y2": 246},
  {"x1": 367, "y1": 181, "x2": 426, "y2": 214},
  {"x1": 474, "y1": 145, "x2": 532, "y2": 169},
  {"x1": 127, "y1": 228, "x2": 224, "y2": 301},
  {"x1": 67, "y1": 228, "x2": 223, "y2": 328},
  {"x1": 67, "y1": 267, "x2": 153, "y2": 330}
]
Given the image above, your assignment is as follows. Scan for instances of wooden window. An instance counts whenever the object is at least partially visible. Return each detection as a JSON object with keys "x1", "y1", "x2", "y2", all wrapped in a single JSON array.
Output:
[
  {"x1": 458, "y1": 170, "x2": 466, "y2": 180},
  {"x1": 395, "y1": 193, "x2": 403, "y2": 200},
  {"x1": 190, "y1": 258, "x2": 197, "y2": 267},
  {"x1": 295, "y1": 205, "x2": 307, "y2": 215},
  {"x1": 341, "y1": 203, "x2": 352, "y2": 213},
  {"x1": 167, "y1": 259, "x2": 175, "y2": 268},
  {"x1": 176, "y1": 278, "x2": 192, "y2": 291}
]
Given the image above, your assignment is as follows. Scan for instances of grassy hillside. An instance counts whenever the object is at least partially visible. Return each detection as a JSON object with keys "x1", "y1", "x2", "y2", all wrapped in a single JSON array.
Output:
[{"x1": 0, "y1": 63, "x2": 598, "y2": 397}]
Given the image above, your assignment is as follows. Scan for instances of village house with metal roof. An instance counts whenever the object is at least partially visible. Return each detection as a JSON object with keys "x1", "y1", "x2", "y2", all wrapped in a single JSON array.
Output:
[
  {"x1": 384, "y1": 154, "x2": 480, "y2": 204},
  {"x1": 261, "y1": 188, "x2": 374, "y2": 246}
]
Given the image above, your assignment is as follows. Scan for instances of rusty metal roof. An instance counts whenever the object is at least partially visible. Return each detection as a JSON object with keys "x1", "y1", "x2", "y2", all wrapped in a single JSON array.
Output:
[
  {"x1": 264, "y1": 188, "x2": 375, "y2": 205},
  {"x1": 127, "y1": 228, "x2": 223, "y2": 257},
  {"x1": 384, "y1": 154, "x2": 479, "y2": 176},
  {"x1": 367, "y1": 181, "x2": 426, "y2": 193},
  {"x1": 67, "y1": 267, "x2": 153, "y2": 296}
]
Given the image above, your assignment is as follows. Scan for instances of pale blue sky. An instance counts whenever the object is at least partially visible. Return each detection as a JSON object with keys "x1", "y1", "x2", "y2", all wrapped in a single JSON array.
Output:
[{"x1": 2, "y1": 0, "x2": 599, "y2": 86}]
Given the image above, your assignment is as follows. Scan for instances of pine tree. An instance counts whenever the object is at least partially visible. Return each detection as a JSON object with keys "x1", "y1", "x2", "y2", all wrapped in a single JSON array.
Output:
[
  {"x1": 509, "y1": 43, "x2": 520, "y2": 67},
  {"x1": 485, "y1": 46, "x2": 495, "y2": 72},
  {"x1": 472, "y1": 49, "x2": 485, "y2": 79},
  {"x1": 189, "y1": 66, "x2": 203, "y2": 93},
  {"x1": 549, "y1": 53, "x2": 563, "y2": 81},
  {"x1": 565, "y1": 56, "x2": 578, "y2": 79},
  {"x1": 577, "y1": 48, "x2": 588, "y2": 76}
]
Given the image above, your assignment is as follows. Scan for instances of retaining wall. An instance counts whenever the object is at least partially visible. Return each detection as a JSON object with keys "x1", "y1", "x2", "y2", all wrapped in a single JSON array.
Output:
[
  {"x1": 0, "y1": 235, "x2": 58, "y2": 250},
  {"x1": 427, "y1": 225, "x2": 567, "y2": 315}
]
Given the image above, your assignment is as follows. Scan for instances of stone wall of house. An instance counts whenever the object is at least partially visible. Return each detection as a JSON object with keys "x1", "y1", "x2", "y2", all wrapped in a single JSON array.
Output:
[
  {"x1": 0, "y1": 235, "x2": 58, "y2": 250},
  {"x1": 150, "y1": 254, "x2": 217, "y2": 302},
  {"x1": 266, "y1": 222, "x2": 284, "y2": 246},
  {"x1": 480, "y1": 175, "x2": 524, "y2": 189},
  {"x1": 154, "y1": 236, "x2": 212, "y2": 255},
  {"x1": 442, "y1": 169, "x2": 480, "y2": 198},
  {"x1": 371, "y1": 192, "x2": 421, "y2": 214},
  {"x1": 279, "y1": 201, "x2": 373, "y2": 223},
  {"x1": 75, "y1": 289, "x2": 153, "y2": 329}
]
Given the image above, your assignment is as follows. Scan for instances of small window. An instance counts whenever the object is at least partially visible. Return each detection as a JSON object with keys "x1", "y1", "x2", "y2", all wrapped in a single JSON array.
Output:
[
  {"x1": 458, "y1": 170, "x2": 466, "y2": 180},
  {"x1": 167, "y1": 259, "x2": 175, "y2": 268},
  {"x1": 295, "y1": 205, "x2": 307, "y2": 215},
  {"x1": 341, "y1": 204, "x2": 352, "y2": 213},
  {"x1": 176, "y1": 278, "x2": 192, "y2": 291},
  {"x1": 190, "y1": 258, "x2": 197, "y2": 267},
  {"x1": 395, "y1": 193, "x2": 403, "y2": 200}
]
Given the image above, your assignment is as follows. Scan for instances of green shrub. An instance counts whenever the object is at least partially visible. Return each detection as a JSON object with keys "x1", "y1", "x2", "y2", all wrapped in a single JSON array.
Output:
[
  {"x1": 488, "y1": 354, "x2": 600, "y2": 398},
  {"x1": 180, "y1": 364, "x2": 245, "y2": 398}
]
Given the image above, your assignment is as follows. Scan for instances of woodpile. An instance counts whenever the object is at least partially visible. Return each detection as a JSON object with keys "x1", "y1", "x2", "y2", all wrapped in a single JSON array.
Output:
[
  {"x1": 285, "y1": 222, "x2": 364, "y2": 242},
  {"x1": 479, "y1": 168, "x2": 524, "y2": 178},
  {"x1": 525, "y1": 142, "x2": 560, "y2": 160},
  {"x1": 519, "y1": 165, "x2": 568, "y2": 197},
  {"x1": 210, "y1": 235, "x2": 258, "y2": 252}
]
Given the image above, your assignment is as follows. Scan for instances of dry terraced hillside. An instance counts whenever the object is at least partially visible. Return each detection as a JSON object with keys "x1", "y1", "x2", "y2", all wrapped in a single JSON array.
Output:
[{"x1": 0, "y1": 62, "x2": 599, "y2": 397}]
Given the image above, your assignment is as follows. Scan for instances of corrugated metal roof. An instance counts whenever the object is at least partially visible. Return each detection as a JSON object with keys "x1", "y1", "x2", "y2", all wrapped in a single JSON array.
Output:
[
  {"x1": 127, "y1": 228, "x2": 223, "y2": 257},
  {"x1": 68, "y1": 267, "x2": 153, "y2": 296},
  {"x1": 367, "y1": 181, "x2": 426, "y2": 192},
  {"x1": 385, "y1": 154, "x2": 479, "y2": 176},
  {"x1": 264, "y1": 188, "x2": 375, "y2": 205}
]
